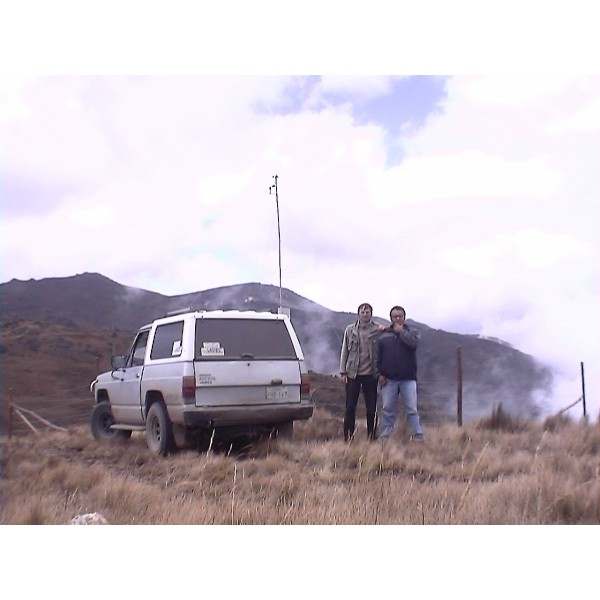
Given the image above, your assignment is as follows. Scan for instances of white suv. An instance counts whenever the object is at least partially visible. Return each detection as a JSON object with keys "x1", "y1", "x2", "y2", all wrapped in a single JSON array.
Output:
[{"x1": 90, "y1": 309, "x2": 313, "y2": 454}]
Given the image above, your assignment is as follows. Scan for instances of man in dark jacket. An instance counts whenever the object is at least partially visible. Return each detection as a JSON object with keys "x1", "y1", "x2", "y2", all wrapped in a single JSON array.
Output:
[{"x1": 376, "y1": 305, "x2": 424, "y2": 441}]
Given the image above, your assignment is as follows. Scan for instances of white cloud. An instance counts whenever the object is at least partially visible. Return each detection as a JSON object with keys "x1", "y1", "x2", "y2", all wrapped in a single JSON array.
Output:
[
  {"x1": 547, "y1": 95, "x2": 600, "y2": 134},
  {"x1": 67, "y1": 201, "x2": 115, "y2": 227},
  {"x1": 0, "y1": 77, "x2": 34, "y2": 121},
  {"x1": 371, "y1": 151, "x2": 562, "y2": 206},
  {"x1": 439, "y1": 228, "x2": 589, "y2": 276},
  {"x1": 461, "y1": 76, "x2": 574, "y2": 106},
  {"x1": 509, "y1": 229, "x2": 590, "y2": 268},
  {"x1": 1, "y1": 75, "x2": 599, "y2": 420},
  {"x1": 317, "y1": 76, "x2": 396, "y2": 98}
]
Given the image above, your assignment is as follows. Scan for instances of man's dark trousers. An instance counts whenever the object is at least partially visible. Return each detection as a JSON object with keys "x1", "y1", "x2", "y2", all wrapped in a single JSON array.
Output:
[{"x1": 344, "y1": 375, "x2": 378, "y2": 441}]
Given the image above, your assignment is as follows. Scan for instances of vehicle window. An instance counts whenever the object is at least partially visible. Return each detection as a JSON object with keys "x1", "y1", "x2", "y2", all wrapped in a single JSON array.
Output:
[
  {"x1": 195, "y1": 319, "x2": 297, "y2": 360},
  {"x1": 128, "y1": 330, "x2": 149, "y2": 367},
  {"x1": 150, "y1": 321, "x2": 184, "y2": 360}
]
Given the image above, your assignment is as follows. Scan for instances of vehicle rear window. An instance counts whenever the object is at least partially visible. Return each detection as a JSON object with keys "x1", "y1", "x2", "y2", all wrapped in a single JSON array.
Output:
[{"x1": 195, "y1": 319, "x2": 297, "y2": 360}]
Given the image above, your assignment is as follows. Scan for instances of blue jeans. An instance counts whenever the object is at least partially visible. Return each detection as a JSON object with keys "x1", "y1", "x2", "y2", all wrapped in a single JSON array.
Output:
[{"x1": 379, "y1": 379, "x2": 423, "y2": 438}]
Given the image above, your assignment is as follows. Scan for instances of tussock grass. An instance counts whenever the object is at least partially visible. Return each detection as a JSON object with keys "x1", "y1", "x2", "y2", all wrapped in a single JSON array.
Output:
[
  {"x1": 1, "y1": 409, "x2": 598, "y2": 525},
  {"x1": 476, "y1": 403, "x2": 528, "y2": 432}
]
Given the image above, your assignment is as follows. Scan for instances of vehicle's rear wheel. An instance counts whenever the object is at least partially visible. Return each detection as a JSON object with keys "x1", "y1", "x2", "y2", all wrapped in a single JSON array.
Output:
[
  {"x1": 90, "y1": 402, "x2": 132, "y2": 442},
  {"x1": 146, "y1": 401, "x2": 175, "y2": 455},
  {"x1": 276, "y1": 421, "x2": 294, "y2": 440}
]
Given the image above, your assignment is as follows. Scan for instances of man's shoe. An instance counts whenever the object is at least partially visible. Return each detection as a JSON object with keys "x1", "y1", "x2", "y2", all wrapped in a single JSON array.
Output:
[{"x1": 411, "y1": 434, "x2": 425, "y2": 443}]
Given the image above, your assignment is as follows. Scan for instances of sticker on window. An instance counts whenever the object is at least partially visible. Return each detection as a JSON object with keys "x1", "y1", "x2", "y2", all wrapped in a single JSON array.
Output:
[
  {"x1": 172, "y1": 341, "x2": 182, "y2": 356},
  {"x1": 201, "y1": 342, "x2": 225, "y2": 356}
]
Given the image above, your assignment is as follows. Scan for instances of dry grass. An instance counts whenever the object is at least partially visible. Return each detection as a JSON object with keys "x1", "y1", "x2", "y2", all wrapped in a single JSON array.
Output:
[{"x1": 1, "y1": 408, "x2": 598, "y2": 525}]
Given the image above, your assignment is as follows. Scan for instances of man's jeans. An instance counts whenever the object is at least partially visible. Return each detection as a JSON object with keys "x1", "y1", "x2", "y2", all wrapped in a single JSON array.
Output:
[
  {"x1": 344, "y1": 375, "x2": 378, "y2": 440},
  {"x1": 379, "y1": 379, "x2": 423, "y2": 438}
]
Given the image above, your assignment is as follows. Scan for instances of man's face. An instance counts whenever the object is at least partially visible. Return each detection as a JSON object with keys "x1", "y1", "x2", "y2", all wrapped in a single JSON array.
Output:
[
  {"x1": 358, "y1": 307, "x2": 372, "y2": 323},
  {"x1": 390, "y1": 310, "x2": 405, "y2": 326}
]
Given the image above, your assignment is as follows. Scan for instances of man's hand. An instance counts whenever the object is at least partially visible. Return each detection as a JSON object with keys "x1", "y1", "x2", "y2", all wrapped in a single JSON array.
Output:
[
  {"x1": 341, "y1": 374, "x2": 348, "y2": 384},
  {"x1": 378, "y1": 374, "x2": 387, "y2": 386}
]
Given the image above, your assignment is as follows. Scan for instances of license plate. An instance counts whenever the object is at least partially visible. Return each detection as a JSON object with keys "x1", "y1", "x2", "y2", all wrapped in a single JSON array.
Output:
[{"x1": 266, "y1": 386, "x2": 288, "y2": 400}]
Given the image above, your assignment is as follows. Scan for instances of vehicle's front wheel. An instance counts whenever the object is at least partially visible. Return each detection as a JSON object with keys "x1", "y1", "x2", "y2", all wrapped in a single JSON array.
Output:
[
  {"x1": 90, "y1": 402, "x2": 132, "y2": 442},
  {"x1": 146, "y1": 402, "x2": 175, "y2": 455}
]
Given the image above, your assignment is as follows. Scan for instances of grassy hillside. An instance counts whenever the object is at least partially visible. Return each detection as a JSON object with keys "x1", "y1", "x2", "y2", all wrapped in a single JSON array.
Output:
[
  {"x1": 1, "y1": 319, "x2": 133, "y2": 428},
  {"x1": 0, "y1": 318, "x2": 440, "y2": 434},
  {"x1": 1, "y1": 273, "x2": 556, "y2": 418},
  {"x1": 2, "y1": 316, "x2": 597, "y2": 527},
  {"x1": 1, "y1": 407, "x2": 598, "y2": 525}
]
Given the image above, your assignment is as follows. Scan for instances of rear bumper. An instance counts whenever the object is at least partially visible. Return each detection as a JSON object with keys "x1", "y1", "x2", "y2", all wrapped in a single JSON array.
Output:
[{"x1": 169, "y1": 402, "x2": 314, "y2": 428}]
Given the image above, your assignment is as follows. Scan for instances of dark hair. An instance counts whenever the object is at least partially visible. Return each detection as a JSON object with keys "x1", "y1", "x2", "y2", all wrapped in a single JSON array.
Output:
[
  {"x1": 358, "y1": 303, "x2": 373, "y2": 313},
  {"x1": 389, "y1": 305, "x2": 406, "y2": 319}
]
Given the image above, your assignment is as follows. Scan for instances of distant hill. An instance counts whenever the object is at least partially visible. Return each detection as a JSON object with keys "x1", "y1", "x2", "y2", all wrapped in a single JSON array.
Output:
[{"x1": 1, "y1": 273, "x2": 554, "y2": 422}]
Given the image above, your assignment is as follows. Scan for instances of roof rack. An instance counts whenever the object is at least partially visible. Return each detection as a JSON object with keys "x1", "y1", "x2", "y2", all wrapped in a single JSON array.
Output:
[{"x1": 165, "y1": 307, "x2": 195, "y2": 317}]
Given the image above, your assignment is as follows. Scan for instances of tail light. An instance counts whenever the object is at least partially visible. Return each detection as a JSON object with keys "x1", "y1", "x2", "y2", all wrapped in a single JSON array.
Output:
[
  {"x1": 300, "y1": 372, "x2": 310, "y2": 398},
  {"x1": 182, "y1": 376, "x2": 196, "y2": 402}
]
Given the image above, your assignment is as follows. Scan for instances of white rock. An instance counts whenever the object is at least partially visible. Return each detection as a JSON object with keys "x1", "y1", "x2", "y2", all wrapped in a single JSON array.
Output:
[{"x1": 69, "y1": 512, "x2": 109, "y2": 525}]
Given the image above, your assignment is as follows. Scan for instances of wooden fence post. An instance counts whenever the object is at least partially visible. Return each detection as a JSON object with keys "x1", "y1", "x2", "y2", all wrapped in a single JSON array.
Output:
[
  {"x1": 580, "y1": 362, "x2": 587, "y2": 418},
  {"x1": 457, "y1": 346, "x2": 463, "y2": 427},
  {"x1": 8, "y1": 387, "x2": 14, "y2": 439}
]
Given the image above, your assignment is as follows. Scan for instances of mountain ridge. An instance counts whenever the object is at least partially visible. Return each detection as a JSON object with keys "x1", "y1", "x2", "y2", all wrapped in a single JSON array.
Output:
[{"x1": 1, "y1": 272, "x2": 553, "y2": 421}]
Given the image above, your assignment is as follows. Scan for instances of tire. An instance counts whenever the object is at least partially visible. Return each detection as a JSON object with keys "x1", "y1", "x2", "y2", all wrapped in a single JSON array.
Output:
[
  {"x1": 276, "y1": 421, "x2": 294, "y2": 440},
  {"x1": 145, "y1": 402, "x2": 175, "y2": 455},
  {"x1": 90, "y1": 402, "x2": 132, "y2": 442}
]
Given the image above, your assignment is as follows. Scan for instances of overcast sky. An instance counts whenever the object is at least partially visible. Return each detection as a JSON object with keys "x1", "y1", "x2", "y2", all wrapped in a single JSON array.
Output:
[{"x1": 1, "y1": 5, "x2": 599, "y2": 421}]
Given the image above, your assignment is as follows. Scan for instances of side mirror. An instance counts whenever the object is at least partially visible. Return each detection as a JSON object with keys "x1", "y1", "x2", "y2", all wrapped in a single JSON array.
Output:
[{"x1": 111, "y1": 355, "x2": 127, "y2": 369}]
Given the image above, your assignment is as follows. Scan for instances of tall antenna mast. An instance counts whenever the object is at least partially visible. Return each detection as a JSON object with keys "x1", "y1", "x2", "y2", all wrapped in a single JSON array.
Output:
[{"x1": 269, "y1": 174, "x2": 282, "y2": 311}]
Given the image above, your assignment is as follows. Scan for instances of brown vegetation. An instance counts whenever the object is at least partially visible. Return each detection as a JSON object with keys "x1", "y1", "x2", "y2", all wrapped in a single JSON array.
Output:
[
  {"x1": 1, "y1": 406, "x2": 598, "y2": 525},
  {"x1": 1, "y1": 320, "x2": 597, "y2": 526}
]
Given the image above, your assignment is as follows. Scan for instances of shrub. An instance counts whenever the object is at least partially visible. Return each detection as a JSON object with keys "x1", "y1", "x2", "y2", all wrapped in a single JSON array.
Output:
[{"x1": 476, "y1": 403, "x2": 527, "y2": 432}]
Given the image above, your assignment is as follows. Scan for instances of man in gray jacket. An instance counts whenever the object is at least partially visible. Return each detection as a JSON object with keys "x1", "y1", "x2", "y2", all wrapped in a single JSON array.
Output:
[{"x1": 339, "y1": 303, "x2": 384, "y2": 441}]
